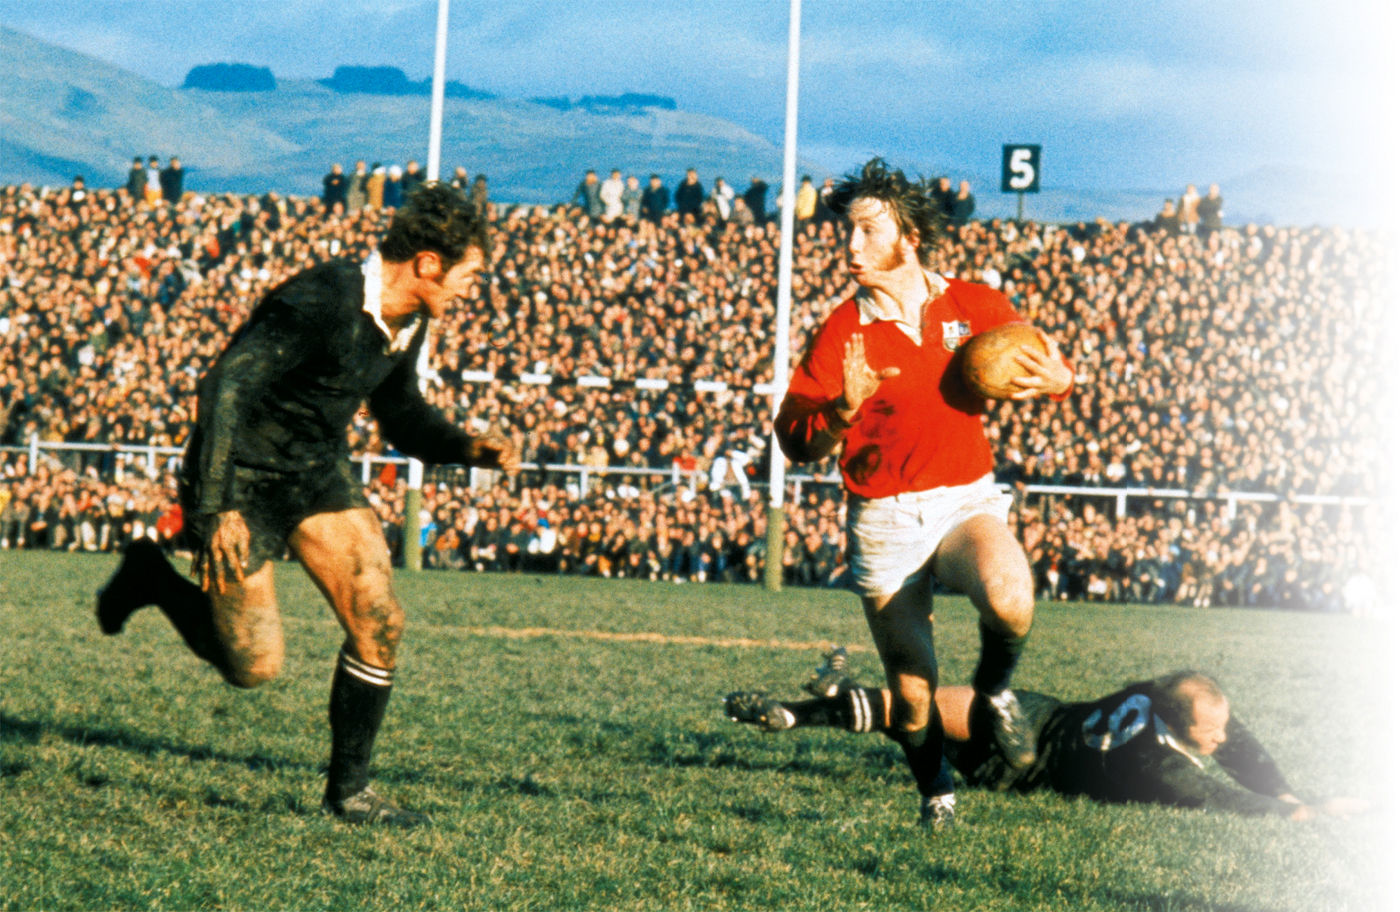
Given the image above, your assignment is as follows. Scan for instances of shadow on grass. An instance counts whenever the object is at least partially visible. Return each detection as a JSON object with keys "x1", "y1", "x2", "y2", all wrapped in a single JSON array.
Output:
[
  {"x1": 535, "y1": 711, "x2": 920, "y2": 792},
  {"x1": 0, "y1": 711, "x2": 317, "y2": 775}
]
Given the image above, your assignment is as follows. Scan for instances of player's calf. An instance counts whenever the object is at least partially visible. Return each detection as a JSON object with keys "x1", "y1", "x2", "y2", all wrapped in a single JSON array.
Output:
[{"x1": 724, "y1": 687, "x2": 890, "y2": 734}]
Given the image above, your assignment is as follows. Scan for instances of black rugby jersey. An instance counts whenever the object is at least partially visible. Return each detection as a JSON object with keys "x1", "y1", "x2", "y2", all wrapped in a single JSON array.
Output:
[
  {"x1": 183, "y1": 258, "x2": 472, "y2": 516},
  {"x1": 947, "y1": 682, "x2": 1299, "y2": 816}
]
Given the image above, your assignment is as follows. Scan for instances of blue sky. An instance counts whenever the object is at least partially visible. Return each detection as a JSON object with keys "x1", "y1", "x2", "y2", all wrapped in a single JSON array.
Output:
[{"x1": 2, "y1": 0, "x2": 1395, "y2": 192}]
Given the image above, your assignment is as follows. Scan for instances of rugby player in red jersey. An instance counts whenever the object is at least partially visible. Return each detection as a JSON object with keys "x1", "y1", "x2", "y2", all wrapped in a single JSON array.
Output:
[{"x1": 774, "y1": 158, "x2": 1072, "y2": 828}]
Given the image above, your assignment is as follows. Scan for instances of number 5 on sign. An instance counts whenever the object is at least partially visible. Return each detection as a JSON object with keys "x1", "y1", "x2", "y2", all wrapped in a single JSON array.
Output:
[{"x1": 1001, "y1": 145, "x2": 1041, "y2": 192}]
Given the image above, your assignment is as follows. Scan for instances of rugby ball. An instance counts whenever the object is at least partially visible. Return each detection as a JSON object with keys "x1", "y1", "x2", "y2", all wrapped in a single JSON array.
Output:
[{"x1": 959, "y1": 322, "x2": 1047, "y2": 400}]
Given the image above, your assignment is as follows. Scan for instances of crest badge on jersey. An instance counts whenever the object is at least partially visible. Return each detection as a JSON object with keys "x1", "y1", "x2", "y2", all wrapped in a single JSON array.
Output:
[{"x1": 942, "y1": 320, "x2": 971, "y2": 352}]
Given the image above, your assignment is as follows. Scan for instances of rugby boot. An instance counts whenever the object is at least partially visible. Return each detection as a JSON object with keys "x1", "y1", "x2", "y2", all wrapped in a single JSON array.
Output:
[
  {"x1": 981, "y1": 689, "x2": 1037, "y2": 770},
  {"x1": 322, "y1": 786, "x2": 430, "y2": 827},
  {"x1": 723, "y1": 691, "x2": 796, "y2": 732},
  {"x1": 918, "y1": 793, "x2": 957, "y2": 830},
  {"x1": 96, "y1": 538, "x2": 168, "y2": 635},
  {"x1": 803, "y1": 645, "x2": 857, "y2": 698}
]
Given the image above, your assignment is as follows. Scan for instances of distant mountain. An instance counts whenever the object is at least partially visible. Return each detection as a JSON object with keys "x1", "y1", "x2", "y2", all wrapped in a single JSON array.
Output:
[
  {"x1": 0, "y1": 26, "x2": 818, "y2": 204},
  {"x1": 183, "y1": 63, "x2": 277, "y2": 93},
  {"x1": 0, "y1": 26, "x2": 296, "y2": 189},
  {"x1": 193, "y1": 78, "x2": 807, "y2": 203},
  {"x1": 318, "y1": 66, "x2": 494, "y2": 100}
]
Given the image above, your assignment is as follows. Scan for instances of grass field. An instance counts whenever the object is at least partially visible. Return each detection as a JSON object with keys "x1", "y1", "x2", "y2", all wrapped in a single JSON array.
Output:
[{"x1": 1, "y1": 550, "x2": 1396, "y2": 911}]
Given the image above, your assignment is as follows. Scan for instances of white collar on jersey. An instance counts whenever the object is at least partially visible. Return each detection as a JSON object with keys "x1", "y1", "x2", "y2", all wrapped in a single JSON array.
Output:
[
  {"x1": 1153, "y1": 715, "x2": 1206, "y2": 768},
  {"x1": 856, "y1": 268, "x2": 949, "y2": 345},
  {"x1": 361, "y1": 251, "x2": 421, "y2": 353}
]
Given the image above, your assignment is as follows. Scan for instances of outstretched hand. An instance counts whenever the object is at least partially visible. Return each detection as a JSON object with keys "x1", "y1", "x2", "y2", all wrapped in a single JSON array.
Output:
[
  {"x1": 838, "y1": 333, "x2": 900, "y2": 420},
  {"x1": 467, "y1": 431, "x2": 520, "y2": 474},
  {"x1": 1287, "y1": 796, "x2": 1370, "y2": 821},
  {"x1": 1009, "y1": 328, "x2": 1073, "y2": 400}
]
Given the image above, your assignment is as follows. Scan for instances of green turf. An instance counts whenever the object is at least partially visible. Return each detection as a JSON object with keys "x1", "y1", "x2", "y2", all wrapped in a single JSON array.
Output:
[{"x1": 1, "y1": 550, "x2": 1394, "y2": 911}]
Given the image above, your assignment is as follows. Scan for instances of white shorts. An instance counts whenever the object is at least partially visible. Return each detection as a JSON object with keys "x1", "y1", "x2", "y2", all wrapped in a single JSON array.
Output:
[{"x1": 847, "y1": 474, "x2": 1012, "y2": 599}]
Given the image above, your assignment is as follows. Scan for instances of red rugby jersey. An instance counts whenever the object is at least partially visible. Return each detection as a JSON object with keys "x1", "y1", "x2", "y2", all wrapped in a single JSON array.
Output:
[{"x1": 776, "y1": 277, "x2": 1060, "y2": 499}]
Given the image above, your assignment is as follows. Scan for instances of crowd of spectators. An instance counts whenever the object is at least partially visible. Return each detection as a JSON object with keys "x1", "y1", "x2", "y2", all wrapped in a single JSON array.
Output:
[{"x1": 0, "y1": 162, "x2": 1385, "y2": 614}]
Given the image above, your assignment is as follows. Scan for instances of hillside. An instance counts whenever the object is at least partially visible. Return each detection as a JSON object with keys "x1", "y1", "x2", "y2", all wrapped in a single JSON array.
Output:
[
  {"x1": 191, "y1": 78, "x2": 811, "y2": 203},
  {"x1": 0, "y1": 25, "x2": 813, "y2": 204},
  {"x1": 0, "y1": 26, "x2": 297, "y2": 189}
]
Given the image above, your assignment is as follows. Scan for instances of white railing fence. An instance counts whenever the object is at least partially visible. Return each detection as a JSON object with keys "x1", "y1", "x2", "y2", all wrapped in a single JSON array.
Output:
[{"x1": 0, "y1": 436, "x2": 1372, "y2": 518}]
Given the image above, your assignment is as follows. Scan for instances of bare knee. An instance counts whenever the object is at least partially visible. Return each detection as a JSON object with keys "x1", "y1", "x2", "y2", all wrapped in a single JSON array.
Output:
[
  {"x1": 223, "y1": 648, "x2": 284, "y2": 689},
  {"x1": 889, "y1": 672, "x2": 934, "y2": 734},
  {"x1": 981, "y1": 566, "x2": 1035, "y2": 636},
  {"x1": 345, "y1": 591, "x2": 405, "y2": 669}
]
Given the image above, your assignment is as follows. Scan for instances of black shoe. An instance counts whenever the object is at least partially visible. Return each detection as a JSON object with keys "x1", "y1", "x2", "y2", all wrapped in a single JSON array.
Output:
[
  {"x1": 980, "y1": 689, "x2": 1036, "y2": 770},
  {"x1": 803, "y1": 645, "x2": 856, "y2": 698},
  {"x1": 919, "y1": 793, "x2": 957, "y2": 830},
  {"x1": 322, "y1": 786, "x2": 430, "y2": 827},
  {"x1": 96, "y1": 538, "x2": 167, "y2": 635},
  {"x1": 723, "y1": 691, "x2": 796, "y2": 732}
]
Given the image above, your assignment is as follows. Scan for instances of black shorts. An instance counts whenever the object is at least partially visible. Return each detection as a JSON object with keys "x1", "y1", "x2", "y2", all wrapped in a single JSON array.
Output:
[
  {"x1": 946, "y1": 690, "x2": 1063, "y2": 791},
  {"x1": 179, "y1": 460, "x2": 369, "y2": 575}
]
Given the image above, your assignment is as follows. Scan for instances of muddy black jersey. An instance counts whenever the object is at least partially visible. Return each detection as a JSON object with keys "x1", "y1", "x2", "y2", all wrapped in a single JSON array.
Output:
[
  {"x1": 947, "y1": 682, "x2": 1299, "y2": 816},
  {"x1": 183, "y1": 258, "x2": 472, "y2": 516}
]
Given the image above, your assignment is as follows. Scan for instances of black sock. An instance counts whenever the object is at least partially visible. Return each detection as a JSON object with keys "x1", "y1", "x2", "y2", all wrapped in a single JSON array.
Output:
[
  {"x1": 895, "y1": 725, "x2": 955, "y2": 798},
  {"x1": 326, "y1": 649, "x2": 394, "y2": 803},
  {"x1": 972, "y1": 620, "x2": 1029, "y2": 696},
  {"x1": 786, "y1": 687, "x2": 888, "y2": 732}
]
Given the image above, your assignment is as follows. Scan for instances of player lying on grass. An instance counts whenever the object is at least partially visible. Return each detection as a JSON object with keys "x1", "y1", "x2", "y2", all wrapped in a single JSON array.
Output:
[
  {"x1": 96, "y1": 182, "x2": 517, "y2": 827},
  {"x1": 726, "y1": 650, "x2": 1368, "y2": 820}
]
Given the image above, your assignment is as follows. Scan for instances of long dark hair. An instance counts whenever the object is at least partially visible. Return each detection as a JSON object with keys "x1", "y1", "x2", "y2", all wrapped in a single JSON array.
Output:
[{"x1": 827, "y1": 157, "x2": 945, "y2": 267}]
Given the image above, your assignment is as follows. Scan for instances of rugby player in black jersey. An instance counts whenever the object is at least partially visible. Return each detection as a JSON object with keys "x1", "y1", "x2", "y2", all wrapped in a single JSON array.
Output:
[
  {"x1": 726, "y1": 653, "x2": 1367, "y2": 820},
  {"x1": 97, "y1": 183, "x2": 517, "y2": 826}
]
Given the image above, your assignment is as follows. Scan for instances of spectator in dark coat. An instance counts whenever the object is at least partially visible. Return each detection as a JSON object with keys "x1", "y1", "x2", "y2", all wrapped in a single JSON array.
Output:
[
  {"x1": 159, "y1": 157, "x2": 185, "y2": 204},
  {"x1": 814, "y1": 177, "x2": 837, "y2": 225},
  {"x1": 933, "y1": 176, "x2": 956, "y2": 218},
  {"x1": 950, "y1": 180, "x2": 976, "y2": 225},
  {"x1": 675, "y1": 168, "x2": 706, "y2": 221},
  {"x1": 572, "y1": 170, "x2": 603, "y2": 219},
  {"x1": 401, "y1": 160, "x2": 425, "y2": 196},
  {"x1": 1197, "y1": 184, "x2": 1224, "y2": 236},
  {"x1": 1152, "y1": 198, "x2": 1179, "y2": 234},
  {"x1": 641, "y1": 174, "x2": 669, "y2": 224},
  {"x1": 742, "y1": 176, "x2": 769, "y2": 223},
  {"x1": 124, "y1": 157, "x2": 145, "y2": 203},
  {"x1": 383, "y1": 166, "x2": 403, "y2": 209},
  {"x1": 322, "y1": 163, "x2": 348, "y2": 213}
]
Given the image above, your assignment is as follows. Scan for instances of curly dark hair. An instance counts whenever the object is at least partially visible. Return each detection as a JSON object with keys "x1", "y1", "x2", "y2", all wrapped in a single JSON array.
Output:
[
  {"x1": 1150, "y1": 670, "x2": 1226, "y2": 735},
  {"x1": 827, "y1": 157, "x2": 945, "y2": 267},
  {"x1": 380, "y1": 181, "x2": 489, "y2": 267}
]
